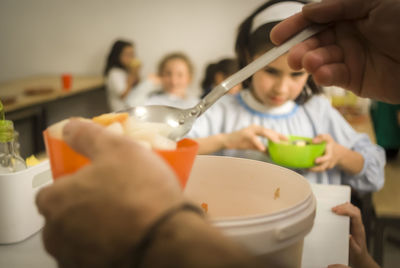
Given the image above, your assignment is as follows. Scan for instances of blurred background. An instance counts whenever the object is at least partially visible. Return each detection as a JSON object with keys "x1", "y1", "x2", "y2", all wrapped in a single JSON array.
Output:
[
  {"x1": 0, "y1": 0, "x2": 264, "y2": 90},
  {"x1": 0, "y1": 2, "x2": 399, "y2": 267}
]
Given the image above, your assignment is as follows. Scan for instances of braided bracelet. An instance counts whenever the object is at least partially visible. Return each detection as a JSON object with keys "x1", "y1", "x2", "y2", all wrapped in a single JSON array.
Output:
[{"x1": 131, "y1": 202, "x2": 205, "y2": 268}]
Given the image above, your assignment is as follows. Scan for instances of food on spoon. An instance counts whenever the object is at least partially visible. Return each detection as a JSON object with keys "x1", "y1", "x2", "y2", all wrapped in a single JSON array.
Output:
[
  {"x1": 123, "y1": 116, "x2": 176, "y2": 150},
  {"x1": 105, "y1": 122, "x2": 125, "y2": 135},
  {"x1": 92, "y1": 112, "x2": 129, "y2": 126}
]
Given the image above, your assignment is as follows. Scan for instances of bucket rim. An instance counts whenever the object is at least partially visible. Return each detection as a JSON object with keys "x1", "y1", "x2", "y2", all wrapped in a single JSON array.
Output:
[{"x1": 212, "y1": 193, "x2": 315, "y2": 227}]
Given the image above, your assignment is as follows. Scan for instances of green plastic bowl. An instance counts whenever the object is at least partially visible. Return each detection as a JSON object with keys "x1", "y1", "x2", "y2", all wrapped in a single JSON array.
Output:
[{"x1": 268, "y1": 136, "x2": 326, "y2": 169}]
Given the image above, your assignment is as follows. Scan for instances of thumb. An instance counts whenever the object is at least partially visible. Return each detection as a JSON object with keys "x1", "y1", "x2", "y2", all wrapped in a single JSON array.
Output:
[
  {"x1": 251, "y1": 136, "x2": 266, "y2": 151},
  {"x1": 62, "y1": 119, "x2": 128, "y2": 161},
  {"x1": 257, "y1": 128, "x2": 287, "y2": 143},
  {"x1": 349, "y1": 234, "x2": 361, "y2": 253},
  {"x1": 270, "y1": 13, "x2": 310, "y2": 45}
]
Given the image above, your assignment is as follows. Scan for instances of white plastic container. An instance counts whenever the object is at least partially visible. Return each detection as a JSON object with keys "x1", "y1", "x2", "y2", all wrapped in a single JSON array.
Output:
[
  {"x1": 0, "y1": 160, "x2": 52, "y2": 244},
  {"x1": 184, "y1": 155, "x2": 316, "y2": 268}
]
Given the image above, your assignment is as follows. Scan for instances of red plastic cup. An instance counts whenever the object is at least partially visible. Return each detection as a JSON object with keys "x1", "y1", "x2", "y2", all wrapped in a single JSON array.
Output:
[
  {"x1": 61, "y1": 73, "x2": 72, "y2": 91},
  {"x1": 43, "y1": 129, "x2": 198, "y2": 189}
]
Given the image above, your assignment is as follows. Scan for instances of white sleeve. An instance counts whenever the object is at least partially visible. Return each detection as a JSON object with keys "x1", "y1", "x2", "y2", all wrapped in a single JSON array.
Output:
[
  {"x1": 307, "y1": 96, "x2": 386, "y2": 192},
  {"x1": 106, "y1": 69, "x2": 127, "y2": 97},
  {"x1": 125, "y1": 79, "x2": 158, "y2": 106},
  {"x1": 343, "y1": 133, "x2": 386, "y2": 192}
]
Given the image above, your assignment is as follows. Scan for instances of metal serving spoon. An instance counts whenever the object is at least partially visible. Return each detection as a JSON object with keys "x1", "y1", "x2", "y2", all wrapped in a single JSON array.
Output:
[{"x1": 123, "y1": 25, "x2": 327, "y2": 141}]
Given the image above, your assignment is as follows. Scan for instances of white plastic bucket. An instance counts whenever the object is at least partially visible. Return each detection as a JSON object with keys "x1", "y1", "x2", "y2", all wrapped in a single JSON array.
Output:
[{"x1": 184, "y1": 155, "x2": 316, "y2": 268}]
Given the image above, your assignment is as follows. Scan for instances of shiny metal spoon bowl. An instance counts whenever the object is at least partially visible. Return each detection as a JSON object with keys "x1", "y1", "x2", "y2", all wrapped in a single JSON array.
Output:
[
  {"x1": 124, "y1": 105, "x2": 196, "y2": 141},
  {"x1": 123, "y1": 25, "x2": 327, "y2": 141}
]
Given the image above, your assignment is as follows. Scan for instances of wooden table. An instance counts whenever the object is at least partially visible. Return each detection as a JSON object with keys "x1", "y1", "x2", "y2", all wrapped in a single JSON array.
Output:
[
  {"x1": 0, "y1": 75, "x2": 104, "y2": 113},
  {"x1": 0, "y1": 75, "x2": 108, "y2": 158}
]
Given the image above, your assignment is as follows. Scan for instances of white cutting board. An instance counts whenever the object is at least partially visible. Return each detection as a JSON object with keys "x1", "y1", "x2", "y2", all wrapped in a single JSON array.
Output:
[{"x1": 302, "y1": 183, "x2": 351, "y2": 267}]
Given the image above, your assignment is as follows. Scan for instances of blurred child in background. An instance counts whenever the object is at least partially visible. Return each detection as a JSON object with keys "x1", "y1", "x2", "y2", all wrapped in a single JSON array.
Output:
[
  {"x1": 104, "y1": 40, "x2": 140, "y2": 111},
  {"x1": 201, "y1": 58, "x2": 242, "y2": 98},
  {"x1": 146, "y1": 52, "x2": 199, "y2": 109}
]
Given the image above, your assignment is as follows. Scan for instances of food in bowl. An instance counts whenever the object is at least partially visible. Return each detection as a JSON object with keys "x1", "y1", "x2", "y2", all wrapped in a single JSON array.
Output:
[
  {"x1": 268, "y1": 135, "x2": 326, "y2": 169},
  {"x1": 44, "y1": 112, "x2": 198, "y2": 188},
  {"x1": 48, "y1": 113, "x2": 177, "y2": 151},
  {"x1": 292, "y1": 140, "x2": 308, "y2": 146}
]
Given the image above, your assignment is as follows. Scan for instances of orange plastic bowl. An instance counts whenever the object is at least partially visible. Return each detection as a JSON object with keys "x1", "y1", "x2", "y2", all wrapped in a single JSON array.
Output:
[
  {"x1": 155, "y1": 138, "x2": 198, "y2": 188},
  {"x1": 43, "y1": 129, "x2": 90, "y2": 180},
  {"x1": 43, "y1": 130, "x2": 198, "y2": 189}
]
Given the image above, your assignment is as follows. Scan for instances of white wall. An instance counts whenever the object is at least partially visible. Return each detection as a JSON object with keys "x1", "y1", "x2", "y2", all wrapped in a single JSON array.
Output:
[{"x1": 0, "y1": 0, "x2": 264, "y2": 92}]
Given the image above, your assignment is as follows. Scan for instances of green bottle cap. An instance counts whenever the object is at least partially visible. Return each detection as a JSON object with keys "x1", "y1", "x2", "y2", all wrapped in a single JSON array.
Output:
[{"x1": 0, "y1": 120, "x2": 14, "y2": 142}]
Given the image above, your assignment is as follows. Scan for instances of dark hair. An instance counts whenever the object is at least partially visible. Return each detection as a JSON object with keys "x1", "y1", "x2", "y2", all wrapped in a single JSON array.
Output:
[
  {"x1": 201, "y1": 58, "x2": 239, "y2": 92},
  {"x1": 103, "y1": 40, "x2": 133, "y2": 76},
  {"x1": 235, "y1": 0, "x2": 322, "y2": 104},
  {"x1": 157, "y1": 52, "x2": 194, "y2": 78}
]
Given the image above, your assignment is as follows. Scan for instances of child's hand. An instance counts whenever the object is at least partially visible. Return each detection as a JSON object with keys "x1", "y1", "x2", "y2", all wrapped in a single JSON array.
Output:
[
  {"x1": 331, "y1": 202, "x2": 380, "y2": 268},
  {"x1": 224, "y1": 125, "x2": 287, "y2": 152},
  {"x1": 309, "y1": 134, "x2": 343, "y2": 172}
]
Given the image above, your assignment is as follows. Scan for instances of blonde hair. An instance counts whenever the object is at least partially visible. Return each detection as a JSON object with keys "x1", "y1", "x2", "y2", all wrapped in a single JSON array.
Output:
[{"x1": 157, "y1": 52, "x2": 194, "y2": 78}]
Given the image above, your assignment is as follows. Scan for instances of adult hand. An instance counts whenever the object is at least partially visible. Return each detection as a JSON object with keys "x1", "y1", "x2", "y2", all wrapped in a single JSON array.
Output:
[
  {"x1": 270, "y1": 0, "x2": 400, "y2": 103},
  {"x1": 36, "y1": 120, "x2": 183, "y2": 267},
  {"x1": 332, "y1": 202, "x2": 380, "y2": 268},
  {"x1": 224, "y1": 124, "x2": 287, "y2": 151}
]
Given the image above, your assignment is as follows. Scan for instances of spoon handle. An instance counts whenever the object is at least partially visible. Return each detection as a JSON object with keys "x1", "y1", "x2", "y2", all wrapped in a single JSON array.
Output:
[{"x1": 193, "y1": 24, "x2": 328, "y2": 117}]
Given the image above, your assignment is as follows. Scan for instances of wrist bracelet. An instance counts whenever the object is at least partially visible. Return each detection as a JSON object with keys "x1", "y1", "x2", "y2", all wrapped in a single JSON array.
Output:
[{"x1": 132, "y1": 202, "x2": 205, "y2": 268}]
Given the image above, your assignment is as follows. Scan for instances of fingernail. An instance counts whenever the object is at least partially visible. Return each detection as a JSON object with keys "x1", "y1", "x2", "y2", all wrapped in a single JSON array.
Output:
[
  {"x1": 304, "y1": 1, "x2": 322, "y2": 10},
  {"x1": 63, "y1": 118, "x2": 80, "y2": 138},
  {"x1": 63, "y1": 120, "x2": 75, "y2": 138}
]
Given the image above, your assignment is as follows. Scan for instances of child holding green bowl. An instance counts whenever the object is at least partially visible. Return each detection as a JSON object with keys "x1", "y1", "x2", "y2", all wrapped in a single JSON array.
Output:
[{"x1": 188, "y1": 0, "x2": 385, "y2": 193}]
